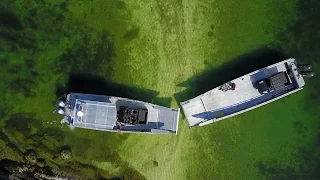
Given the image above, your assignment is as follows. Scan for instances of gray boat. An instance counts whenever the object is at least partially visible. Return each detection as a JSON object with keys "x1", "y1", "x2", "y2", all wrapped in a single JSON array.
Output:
[
  {"x1": 55, "y1": 93, "x2": 180, "y2": 134},
  {"x1": 180, "y1": 58, "x2": 313, "y2": 128}
]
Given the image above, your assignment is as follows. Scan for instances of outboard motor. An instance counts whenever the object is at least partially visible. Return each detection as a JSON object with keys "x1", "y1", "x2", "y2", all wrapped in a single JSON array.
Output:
[
  {"x1": 301, "y1": 71, "x2": 314, "y2": 77},
  {"x1": 56, "y1": 107, "x2": 65, "y2": 115},
  {"x1": 61, "y1": 116, "x2": 71, "y2": 125},
  {"x1": 58, "y1": 100, "x2": 66, "y2": 108},
  {"x1": 298, "y1": 64, "x2": 312, "y2": 71}
]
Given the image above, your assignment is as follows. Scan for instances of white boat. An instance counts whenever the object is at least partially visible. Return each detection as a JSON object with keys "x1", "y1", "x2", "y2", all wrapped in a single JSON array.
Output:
[
  {"x1": 55, "y1": 93, "x2": 180, "y2": 134},
  {"x1": 180, "y1": 58, "x2": 313, "y2": 128}
]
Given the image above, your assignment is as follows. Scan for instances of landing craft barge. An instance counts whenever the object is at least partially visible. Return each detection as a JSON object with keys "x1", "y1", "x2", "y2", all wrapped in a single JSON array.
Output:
[
  {"x1": 180, "y1": 58, "x2": 313, "y2": 128},
  {"x1": 55, "y1": 93, "x2": 180, "y2": 134}
]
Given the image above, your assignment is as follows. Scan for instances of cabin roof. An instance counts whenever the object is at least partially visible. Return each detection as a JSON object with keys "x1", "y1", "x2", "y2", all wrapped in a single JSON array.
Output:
[{"x1": 72, "y1": 99, "x2": 117, "y2": 129}]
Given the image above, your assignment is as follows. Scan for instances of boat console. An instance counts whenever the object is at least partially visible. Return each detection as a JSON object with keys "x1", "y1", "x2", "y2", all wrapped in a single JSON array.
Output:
[
  {"x1": 257, "y1": 71, "x2": 291, "y2": 94},
  {"x1": 117, "y1": 106, "x2": 148, "y2": 125}
]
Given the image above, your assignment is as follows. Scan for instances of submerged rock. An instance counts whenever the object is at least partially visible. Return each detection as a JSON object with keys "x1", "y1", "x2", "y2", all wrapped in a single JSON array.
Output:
[
  {"x1": 24, "y1": 150, "x2": 37, "y2": 164},
  {"x1": 0, "y1": 167, "x2": 9, "y2": 180},
  {"x1": 0, "y1": 159, "x2": 78, "y2": 179},
  {"x1": 36, "y1": 158, "x2": 46, "y2": 168},
  {"x1": 60, "y1": 147, "x2": 72, "y2": 160}
]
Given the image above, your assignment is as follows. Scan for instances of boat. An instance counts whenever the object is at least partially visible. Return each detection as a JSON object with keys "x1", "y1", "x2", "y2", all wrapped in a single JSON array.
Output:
[
  {"x1": 55, "y1": 93, "x2": 180, "y2": 134},
  {"x1": 180, "y1": 58, "x2": 313, "y2": 128}
]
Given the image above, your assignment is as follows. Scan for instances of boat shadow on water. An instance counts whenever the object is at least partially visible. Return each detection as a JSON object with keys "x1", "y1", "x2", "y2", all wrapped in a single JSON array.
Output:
[
  {"x1": 55, "y1": 72, "x2": 172, "y2": 107},
  {"x1": 174, "y1": 48, "x2": 288, "y2": 113}
]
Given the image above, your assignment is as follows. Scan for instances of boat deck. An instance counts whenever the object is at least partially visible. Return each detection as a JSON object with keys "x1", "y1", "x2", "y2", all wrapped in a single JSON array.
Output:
[
  {"x1": 67, "y1": 93, "x2": 180, "y2": 133},
  {"x1": 181, "y1": 59, "x2": 304, "y2": 127}
]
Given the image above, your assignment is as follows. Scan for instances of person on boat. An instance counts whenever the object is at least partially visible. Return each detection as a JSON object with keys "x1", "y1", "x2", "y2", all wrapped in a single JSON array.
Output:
[{"x1": 231, "y1": 83, "x2": 236, "y2": 90}]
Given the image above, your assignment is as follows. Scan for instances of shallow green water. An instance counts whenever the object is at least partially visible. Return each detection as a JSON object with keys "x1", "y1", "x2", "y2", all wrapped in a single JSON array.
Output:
[{"x1": 0, "y1": 0, "x2": 319, "y2": 179}]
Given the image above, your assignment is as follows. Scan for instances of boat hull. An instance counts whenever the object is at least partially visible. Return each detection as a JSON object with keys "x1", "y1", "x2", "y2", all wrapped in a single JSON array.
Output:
[
  {"x1": 62, "y1": 93, "x2": 180, "y2": 134},
  {"x1": 180, "y1": 58, "x2": 305, "y2": 128}
]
